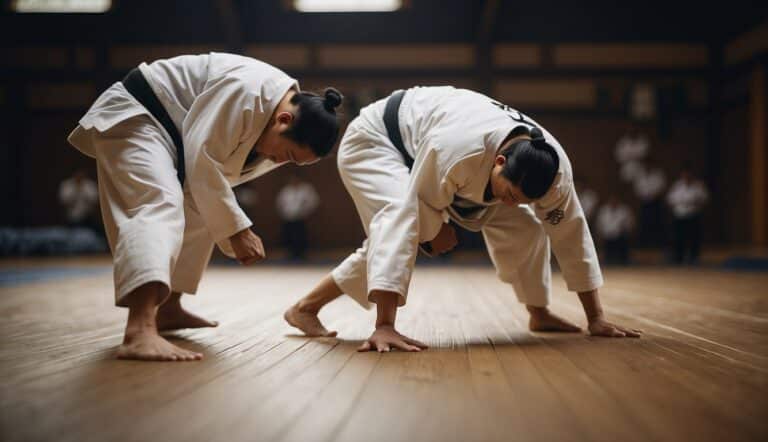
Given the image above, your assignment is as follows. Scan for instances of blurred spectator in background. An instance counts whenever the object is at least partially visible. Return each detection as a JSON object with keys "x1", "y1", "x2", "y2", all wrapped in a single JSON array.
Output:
[
  {"x1": 633, "y1": 158, "x2": 667, "y2": 247},
  {"x1": 596, "y1": 194, "x2": 634, "y2": 265},
  {"x1": 575, "y1": 178, "x2": 599, "y2": 224},
  {"x1": 667, "y1": 167, "x2": 709, "y2": 264},
  {"x1": 58, "y1": 169, "x2": 99, "y2": 231},
  {"x1": 276, "y1": 174, "x2": 320, "y2": 260},
  {"x1": 615, "y1": 124, "x2": 650, "y2": 183}
]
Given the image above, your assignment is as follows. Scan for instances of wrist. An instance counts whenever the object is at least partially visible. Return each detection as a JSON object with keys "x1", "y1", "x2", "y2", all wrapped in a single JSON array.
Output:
[
  {"x1": 587, "y1": 312, "x2": 605, "y2": 323},
  {"x1": 375, "y1": 321, "x2": 395, "y2": 329},
  {"x1": 577, "y1": 290, "x2": 604, "y2": 324}
]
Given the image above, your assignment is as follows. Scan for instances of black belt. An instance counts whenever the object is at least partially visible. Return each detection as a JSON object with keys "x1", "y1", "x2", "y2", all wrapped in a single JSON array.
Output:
[
  {"x1": 122, "y1": 68, "x2": 186, "y2": 184},
  {"x1": 384, "y1": 90, "x2": 438, "y2": 256},
  {"x1": 383, "y1": 90, "x2": 414, "y2": 171}
]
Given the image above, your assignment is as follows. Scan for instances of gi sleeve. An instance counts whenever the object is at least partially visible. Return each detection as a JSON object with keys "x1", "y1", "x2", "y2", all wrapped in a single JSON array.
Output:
[
  {"x1": 183, "y1": 76, "x2": 257, "y2": 245},
  {"x1": 533, "y1": 165, "x2": 604, "y2": 293},
  {"x1": 365, "y1": 146, "x2": 473, "y2": 306}
]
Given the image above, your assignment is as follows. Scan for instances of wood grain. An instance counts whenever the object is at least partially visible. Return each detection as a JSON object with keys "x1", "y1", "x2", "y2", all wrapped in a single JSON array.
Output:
[{"x1": 1, "y1": 260, "x2": 766, "y2": 442}]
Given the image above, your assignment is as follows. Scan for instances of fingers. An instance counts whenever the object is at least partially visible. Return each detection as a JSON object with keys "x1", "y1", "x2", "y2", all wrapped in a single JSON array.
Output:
[
  {"x1": 238, "y1": 248, "x2": 267, "y2": 265},
  {"x1": 619, "y1": 326, "x2": 642, "y2": 338},
  {"x1": 391, "y1": 340, "x2": 422, "y2": 352},
  {"x1": 606, "y1": 323, "x2": 643, "y2": 338},
  {"x1": 358, "y1": 339, "x2": 423, "y2": 352},
  {"x1": 239, "y1": 255, "x2": 260, "y2": 265},
  {"x1": 254, "y1": 236, "x2": 266, "y2": 258},
  {"x1": 404, "y1": 336, "x2": 429, "y2": 349}
]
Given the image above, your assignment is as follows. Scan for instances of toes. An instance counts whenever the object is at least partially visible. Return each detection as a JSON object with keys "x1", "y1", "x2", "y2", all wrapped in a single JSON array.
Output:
[
  {"x1": 325, "y1": 330, "x2": 338, "y2": 338},
  {"x1": 404, "y1": 337, "x2": 429, "y2": 349}
]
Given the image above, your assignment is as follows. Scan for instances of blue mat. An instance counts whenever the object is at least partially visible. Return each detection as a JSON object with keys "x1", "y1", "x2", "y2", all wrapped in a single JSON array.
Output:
[
  {"x1": 0, "y1": 267, "x2": 111, "y2": 287},
  {"x1": 721, "y1": 257, "x2": 768, "y2": 272}
]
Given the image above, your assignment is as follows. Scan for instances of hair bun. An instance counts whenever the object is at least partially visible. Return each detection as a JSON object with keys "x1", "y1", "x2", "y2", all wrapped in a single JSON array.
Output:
[
  {"x1": 323, "y1": 88, "x2": 343, "y2": 111},
  {"x1": 529, "y1": 127, "x2": 544, "y2": 140}
]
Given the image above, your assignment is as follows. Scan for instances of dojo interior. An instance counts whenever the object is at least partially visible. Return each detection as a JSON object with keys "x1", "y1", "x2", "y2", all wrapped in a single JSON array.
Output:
[{"x1": 2, "y1": 1, "x2": 767, "y2": 441}]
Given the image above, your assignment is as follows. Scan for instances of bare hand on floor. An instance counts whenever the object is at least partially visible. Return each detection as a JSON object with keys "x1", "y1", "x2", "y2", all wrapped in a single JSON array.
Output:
[{"x1": 358, "y1": 325, "x2": 429, "y2": 352}]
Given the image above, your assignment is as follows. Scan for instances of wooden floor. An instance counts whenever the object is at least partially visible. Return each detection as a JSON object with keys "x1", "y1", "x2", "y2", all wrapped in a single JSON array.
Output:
[{"x1": 1, "y1": 258, "x2": 767, "y2": 442}]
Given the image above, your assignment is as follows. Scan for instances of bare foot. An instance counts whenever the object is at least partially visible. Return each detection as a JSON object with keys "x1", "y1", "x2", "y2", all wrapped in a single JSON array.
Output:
[
  {"x1": 117, "y1": 330, "x2": 203, "y2": 361},
  {"x1": 529, "y1": 309, "x2": 582, "y2": 333},
  {"x1": 157, "y1": 301, "x2": 219, "y2": 331},
  {"x1": 284, "y1": 304, "x2": 337, "y2": 337}
]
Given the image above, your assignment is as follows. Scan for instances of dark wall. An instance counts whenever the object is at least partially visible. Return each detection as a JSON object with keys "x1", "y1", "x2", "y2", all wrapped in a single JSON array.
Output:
[
  {"x1": 721, "y1": 105, "x2": 752, "y2": 244},
  {"x1": 3, "y1": 1, "x2": 767, "y2": 249}
]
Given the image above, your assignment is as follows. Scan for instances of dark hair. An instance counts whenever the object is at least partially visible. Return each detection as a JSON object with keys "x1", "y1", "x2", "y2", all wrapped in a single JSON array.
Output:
[
  {"x1": 499, "y1": 126, "x2": 560, "y2": 199},
  {"x1": 283, "y1": 87, "x2": 344, "y2": 157}
]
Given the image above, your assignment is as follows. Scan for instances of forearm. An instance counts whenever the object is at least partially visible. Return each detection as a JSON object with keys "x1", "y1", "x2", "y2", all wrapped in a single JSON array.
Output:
[
  {"x1": 577, "y1": 289, "x2": 605, "y2": 323},
  {"x1": 545, "y1": 217, "x2": 604, "y2": 292},
  {"x1": 370, "y1": 290, "x2": 399, "y2": 327},
  {"x1": 193, "y1": 188, "x2": 252, "y2": 242}
]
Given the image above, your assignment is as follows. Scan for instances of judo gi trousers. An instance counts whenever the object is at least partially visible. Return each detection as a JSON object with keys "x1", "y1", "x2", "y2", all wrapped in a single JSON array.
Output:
[{"x1": 75, "y1": 116, "x2": 215, "y2": 306}]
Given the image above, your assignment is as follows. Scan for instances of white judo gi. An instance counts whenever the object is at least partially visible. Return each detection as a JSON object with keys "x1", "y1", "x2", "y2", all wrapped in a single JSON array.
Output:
[
  {"x1": 332, "y1": 86, "x2": 603, "y2": 308},
  {"x1": 67, "y1": 53, "x2": 297, "y2": 305}
]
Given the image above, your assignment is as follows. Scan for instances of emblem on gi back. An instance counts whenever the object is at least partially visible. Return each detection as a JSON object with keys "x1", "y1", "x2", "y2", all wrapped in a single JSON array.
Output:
[{"x1": 545, "y1": 208, "x2": 564, "y2": 225}]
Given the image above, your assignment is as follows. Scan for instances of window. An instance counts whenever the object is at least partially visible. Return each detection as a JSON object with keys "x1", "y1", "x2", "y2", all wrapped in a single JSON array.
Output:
[
  {"x1": 12, "y1": 0, "x2": 111, "y2": 13},
  {"x1": 293, "y1": 0, "x2": 401, "y2": 13}
]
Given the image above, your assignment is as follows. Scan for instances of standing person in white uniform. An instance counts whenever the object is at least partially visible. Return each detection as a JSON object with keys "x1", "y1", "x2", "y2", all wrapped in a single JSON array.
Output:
[
  {"x1": 285, "y1": 86, "x2": 641, "y2": 351},
  {"x1": 615, "y1": 125, "x2": 649, "y2": 183},
  {"x1": 67, "y1": 53, "x2": 343, "y2": 361},
  {"x1": 575, "y1": 178, "x2": 599, "y2": 224},
  {"x1": 276, "y1": 173, "x2": 320, "y2": 260},
  {"x1": 59, "y1": 168, "x2": 99, "y2": 229},
  {"x1": 667, "y1": 167, "x2": 709, "y2": 264},
  {"x1": 596, "y1": 195, "x2": 634, "y2": 265}
]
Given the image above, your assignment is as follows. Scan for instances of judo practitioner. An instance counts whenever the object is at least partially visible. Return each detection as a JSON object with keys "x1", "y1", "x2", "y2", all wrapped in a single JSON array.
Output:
[
  {"x1": 285, "y1": 86, "x2": 641, "y2": 352},
  {"x1": 68, "y1": 53, "x2": 343, "y2": 361}
]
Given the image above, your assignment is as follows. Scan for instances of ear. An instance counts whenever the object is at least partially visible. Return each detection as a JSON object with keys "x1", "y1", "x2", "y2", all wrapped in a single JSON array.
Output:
[
  {"x1": 276, "y1": 111, "x2": 294, "y2": 126},
  {"x1": 494, "y1": 155, "x2": 506, "y2": 166}
]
